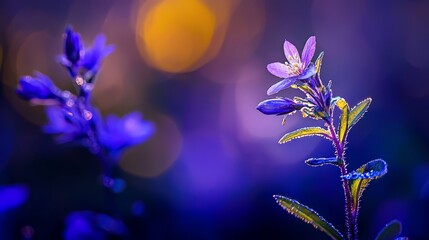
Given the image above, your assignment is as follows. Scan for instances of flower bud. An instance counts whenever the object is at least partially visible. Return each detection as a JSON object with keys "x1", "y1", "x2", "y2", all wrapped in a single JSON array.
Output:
[
  {"x1": 256, "y1": 98, "x2": 303, "y2": 115},
  {"x1": 17, "y1": 73, "x2": 59, "y2": 101},
  {"x1": 64, "y1": 26, "x2": 83, "y2": 65}
]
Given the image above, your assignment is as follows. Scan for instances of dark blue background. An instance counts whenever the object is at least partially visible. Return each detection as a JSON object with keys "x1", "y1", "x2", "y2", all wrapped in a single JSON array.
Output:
[{"x1": 0, "y1": 0, "x2": 428, "y2": 239}]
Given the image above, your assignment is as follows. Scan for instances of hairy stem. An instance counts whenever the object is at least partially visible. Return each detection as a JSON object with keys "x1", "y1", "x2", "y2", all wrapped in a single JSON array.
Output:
[{"x1": 327, "y1": 122, "x2": 356, "y2": 240}]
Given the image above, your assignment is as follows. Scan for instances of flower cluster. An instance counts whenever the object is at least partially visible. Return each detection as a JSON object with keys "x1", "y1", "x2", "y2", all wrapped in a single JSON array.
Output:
[
  {"x1": 257, "y1": 36, "x2": 334, "y2": 124},
  {"x1": 257, "y1": 37, "x2": 405, "y2": 240},
  {"x1": 17, "y1": 26, "x2": 154, "y2": 176}
]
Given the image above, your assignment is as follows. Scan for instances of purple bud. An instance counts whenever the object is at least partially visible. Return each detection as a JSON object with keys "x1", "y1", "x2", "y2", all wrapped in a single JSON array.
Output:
[
  {"x1": 64, "y1": 26, "x2": 83, "y2": 65},
  {"x1": 256, "y1": 98, "x2": 303, "y2": 115},
  {"x1": 16, "y1": 73, "x2": 59, "y2": 101}
]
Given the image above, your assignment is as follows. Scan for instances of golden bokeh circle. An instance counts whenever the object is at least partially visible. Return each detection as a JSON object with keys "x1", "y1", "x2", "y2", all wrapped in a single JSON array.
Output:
[{"x1": 136, "y1": 0, "x2": 217, "y2": 73}]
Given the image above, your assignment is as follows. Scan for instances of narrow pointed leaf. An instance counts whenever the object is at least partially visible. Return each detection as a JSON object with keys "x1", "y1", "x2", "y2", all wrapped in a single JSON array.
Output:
[
  {"x1": 305, "y1": 157, "x2": 339, "y2": 167},
  {"x1": 348, "y1": 98, "x2": 372, "y2": 130},
  {"x1": 342, "y1": 159, "x2": 387, "y2": 211},
  {"x1": 278, "y1": 127, "x2": 330, "y2": 144},
  {"x1": 274, "y1": 195, "x2": 344, "y2": 240},
  {"x1": 375, "y1": 220, "x2": 402, "y2": 240},
  {"x1": 335, "y1": 98, "x2": 349, "y2": 144},
  {"x1": 315, "y1": 51, "x2": 324, "y2": 74}
]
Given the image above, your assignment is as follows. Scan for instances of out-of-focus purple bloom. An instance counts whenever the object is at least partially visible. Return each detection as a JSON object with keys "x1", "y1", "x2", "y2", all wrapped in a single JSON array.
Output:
[
  {"x1": 98, "y1": 112, "x2": 154, "y2": 153},
  {"x1": 17, "y1": 25, "x2": 154, "y2": 180},
  {"x1": 0, "y1": 185, "x2": 28, "y2": 212},
  {"x1": 64, "y1": 211, "x2": 127, "y2": 240},
  {"x1": 64, "y1": 26, "x2": 83, "y2": 65},
  {"x1": 16, "y1": 72, "x2": 60, "y2": 101},
  {"x1": 256, "y1": 98, "x2": 303, "y2": 115},
  {"x1": 267, "y1": 36, "x2": 316, "y2": 95},
  {"x1": 60, "y1": 26, "x2": 114, "y2": 80},
  {"x1": 80, "y1": 34, "x2": 114, "y2": 74},
  {"x1": 43, "y1": 106, "x2": 82, "y2": 143}
]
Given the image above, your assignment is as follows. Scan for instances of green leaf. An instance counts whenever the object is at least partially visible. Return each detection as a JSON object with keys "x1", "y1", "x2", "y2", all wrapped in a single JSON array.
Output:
[
  {"x1": 274, "y1": 195, "x2": 344, "y2": 240},
  {"x1": 278, "y1": 127, "x2": 331, "y2": 144},
  {"x1": 335, "y1": 98, "x2": 349, "y2": 144},
  {"x1": 348, "y1": 98, "x2": 372, "y2": 130},
  {"x1": 375, "y1": 219, "x2": 402, "y2": 240},
  {"x1": 305, "y1": 157, "x2": 339, "y2": 167},
  {"x1": 342, "y1": 159, "x2": 388, "y2": 211}
]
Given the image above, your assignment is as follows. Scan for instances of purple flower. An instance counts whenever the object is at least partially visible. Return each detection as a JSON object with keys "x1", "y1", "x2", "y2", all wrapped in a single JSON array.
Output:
[
  {"x1": 43, "y1": 106, "x2": 83, "y2": 143},
  {"x1": 98, "y1": 112, "x2": 154, "y2": 153},
  {"x1": 16, "y1": 72, "x2": 60, "y2": 101},
  {"x1": 267, "y1": 36, "x2": 317, "y2": 95},
  {"x1": 60, "y1": 26, "x2": 114, "y2": 79},
  {"x1": 257, "y1": 98, "x2": 304, "y2": 115},
  {"x1": 80, "y1": 34, "x2": 114, "y2": 74},
  {"x1": 64, "y1": 211, "x2": 127, "y2": 240},
  {"x1": 64, "y1": 26, "x2": 83, "y2": 65}
]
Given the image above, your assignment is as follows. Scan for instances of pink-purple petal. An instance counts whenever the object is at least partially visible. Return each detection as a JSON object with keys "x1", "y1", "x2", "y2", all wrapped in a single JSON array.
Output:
[
  {"x1": 267, "y1": 62, "x2": 290, "y2": 78},
  {"x1": 301, "y1": 36, "x2": 316, "y2": 67},
  {"x1": 267, "y1": 77, "x2": 297, "y2": 95},
  {"x1": 283, "y1": 40, "x2": 300, "y2": 62},
  {"x1": 297, "y1": 63, "x2": 316, "y2": 80}
]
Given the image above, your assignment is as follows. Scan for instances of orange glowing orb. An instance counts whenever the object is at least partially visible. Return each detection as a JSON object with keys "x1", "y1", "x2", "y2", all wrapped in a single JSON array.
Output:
[{"x1": 136, "y1": 0, "x2": 216, "y2": 73}]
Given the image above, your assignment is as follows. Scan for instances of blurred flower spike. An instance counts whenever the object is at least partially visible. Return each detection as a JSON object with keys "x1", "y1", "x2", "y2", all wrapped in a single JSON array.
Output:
[
  {"x1": 267, "y1": 36, "x2": 316, "y2": 95},
  {"x1": 16, "y1": 25, "x2": 154, "y2": 180}
]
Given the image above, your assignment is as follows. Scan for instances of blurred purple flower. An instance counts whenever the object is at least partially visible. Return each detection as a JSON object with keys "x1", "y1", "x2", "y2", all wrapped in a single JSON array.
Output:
[
  {"x1": 60, "y1": 26, "x2": 114, "y2": 79},
  {"x1": 257, "y1": 98, "x2": 303, "y2": 115},
  {"x1": 43, "y1": 106, "x2": 83, "y2": 143},
  {"x1": 17, "y1": 25, "x2": 154, "y2": 180},
  {"x1": 16, "y1": 72, "x2": 60, "y2": 101},
  {"x1": 64, "y1": 26, "x2": 83, "y2": 65},
  {"x1": 80, "y1": 34, "x2": 114, "y2": 74},
  {"x1": 64, "y1": 211, "x2": 126, "y2": 240},
  {"x1": 98, "y1": 112, "x2": 154, "y2": 153},
  {"x1": 267, "y1": 36, "x2": 316, "y2": 95},
  {"x1": 0, "y1": 185, "x2": 28, "y2": 212}
]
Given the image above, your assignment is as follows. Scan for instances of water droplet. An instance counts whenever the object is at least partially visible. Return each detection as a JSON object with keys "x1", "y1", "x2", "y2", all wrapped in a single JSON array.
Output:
[
  {"x1": 75, "y1": 76, "x2": 84, "y2": 86},
  {"x1": 83, "y1": 110, "x2": 92, "y2": 120}
]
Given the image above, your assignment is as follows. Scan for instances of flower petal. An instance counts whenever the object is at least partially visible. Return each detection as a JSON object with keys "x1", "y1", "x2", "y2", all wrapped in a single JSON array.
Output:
[
  {"x1": 283, "y1": 39, "x2": 300, "y2": 63},
  {"x1": 297, "y1": 63, "x2": 316, "y2": 80},
  {"x1": 267, "y1": 77, "x2": 297, "y2": 95},
  {"x1": 80, "y1": 34, "x2": 115, "y2": 73},
  {"x1": 267, "y1": 62, "x2": 290, "y2": 78},
  {"x1": 301, "y1": 36, "x2": 316, "y2": 67}
]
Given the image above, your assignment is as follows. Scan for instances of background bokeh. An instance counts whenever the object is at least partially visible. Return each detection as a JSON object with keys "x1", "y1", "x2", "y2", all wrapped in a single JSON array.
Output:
[{"x1": 1, "y1": 0, "x2": 429, "y2": 239}]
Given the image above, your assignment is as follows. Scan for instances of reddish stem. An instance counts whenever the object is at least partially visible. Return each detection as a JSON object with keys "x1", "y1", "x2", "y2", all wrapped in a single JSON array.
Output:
[{"x1": 327, "y1": 122, "x2": 357, "y2": 240}]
